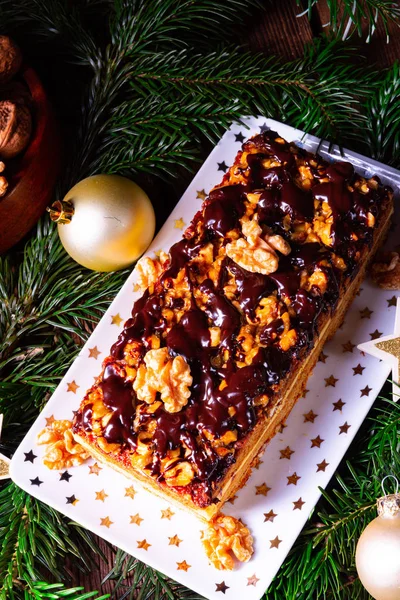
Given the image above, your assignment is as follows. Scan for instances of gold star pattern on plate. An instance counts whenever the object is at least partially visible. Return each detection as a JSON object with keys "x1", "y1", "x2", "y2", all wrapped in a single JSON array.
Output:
[
  {"x1": 137, "y1": 539, "x2": 151, "y2": 551},
  {"x1": 287, "y1": 472, "x2": 301, "y2": 486},
  {"x1": 196, "y1": 189, "x2": 207, "y2": 201},
  {"x1": 161, "y1": 508, "x2": 174, "y2": 520},
  {"x1": 352, "y1": 363, "x2": 365, "y2": 375},
  {"x1": 174, "y1": 218, "x2": 185, "y2": 230},
  {"x1": 333, "y1": 398, "x2": 345, "y2": 412},
  {"x1": 89, "y1": 462, "x2": 102, "y2": 475},
  {"x1": 247, "y1": 574, "x2": 260, "y2": 587},
  {"x1": 360, "y1": 307, "x2": 373, "y2": 319},
  {"x1": 279, "y1": 446, "x2": 294, "y2": 460},
  {"x1": 277, "y1": 422, "x2": 287, "y2": 433},
  {"x1": 293, "y1": 497, "x2": 305, "y2": 510},
  {"x1": 95, "y1": 489, "x2": 108, "y2": 502},
  {"x1": 125, "y1": 486, "x2": 137, "y2": 499},
  {"x1": 339, "y1": 422, "x2": 351, "y2": 434},
  {"x1": 130, "y1": 513, "x2": 143, "y2": 526},
  {"x1": 177, "y1": 560, "x2": 191, "y2": 571},
  {"x1": 227, "y1": 494, "x2": 237, "y2": 504},
  {"x1": 318, "y1": 351, "x2": 328, "y2": 363},
  {"x1": 302, "y1": 388, "x2": 309, "y2": 398},
  {"x1": 303, "y1": 410, "x2": 318, "y2": 423},
  {"x1": 215, "y1": 581, "x2": 229, "y2": 593},
  {"x1": 67, "y1": 380, "x2": 79, "y2": 394},
  {"x1": 270, "y1": 536, "x2": 282, "y2": 549},
  {"x1": 370, "y1": 329, "x2": 382, "y2": 340},
  {"x1": 252, "y1": 456, "x2": 263, "y2": 470},
  {"x1": 360, "y1": 385, "x2": 372, "y2": 397},
  {"x1": 310, "y1": 435, "x2": 324, "y2": 448},
  {"x1": 100, "y1": 516, "x2": 113, "y2": 528},
  {"x1": 45, "y1": 415, "x2": 55, "y2": 427},
  {"x1": 264, "y1": 509, "x2": 277, "y2": 522},
  {"x1": 169, "y1": 534, "x2": 182, "y2": 547},
  {"x1": 255, "y1": 483, "x2": 271, "y2": 496},
  {"x1": 324, "y1": 375, "x2": 338, "y2": 387},
  {"x1": 317, "y1": 459, "x2": 329, "y2": 472},
  {"x1": 342, "y1": 340, "x2": 356, "y2": 353},
  {"x1": 111, "y1": 313, "x2": 123, "y2": 326},
  {"x1": 387, "y1": 295, "x2": 397, "y2": 307},
  {"x1": 88, "y1": 346, "x2": 101, "y2": 359}
]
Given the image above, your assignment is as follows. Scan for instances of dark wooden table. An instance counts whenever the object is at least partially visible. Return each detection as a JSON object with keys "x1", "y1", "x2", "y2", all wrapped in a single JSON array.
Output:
[{"x1": 68, "y1": 1, "x2": 400, "y2": 596}]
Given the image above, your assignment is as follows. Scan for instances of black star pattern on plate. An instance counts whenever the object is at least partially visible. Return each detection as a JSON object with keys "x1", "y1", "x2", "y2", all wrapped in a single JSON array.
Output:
[
  {"x1": 235, "y1": 132, "x2": 245, "y2": 143},
  {"x1": 215, "y1": 581, "x2": 229, "y2": 594},
  {"x1": 30, "y1": 477, "x2": 43, "y2": 486},
  {"x1": 259, "y1": 123, "x2": 270, "y2": 132},
  {"x1": 66, "y1": 494, "x2": 77, "y2": 505},
  {"x1": 59, "y1": 471, "x2": 72, "y2": 482},
  {"x1": 24, "y1": 450, "x2": 37, "y2": 463},
  {"x1": 217, "y1": 161, "x2": 228, "y2": 172}
]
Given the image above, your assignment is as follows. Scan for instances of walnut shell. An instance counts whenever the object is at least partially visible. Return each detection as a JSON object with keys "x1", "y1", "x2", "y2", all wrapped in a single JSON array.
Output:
[
  {"x1": 0, "y1": 36, "x2": 22, "y2": 85},
  {"x1": 0, "y1": 100, "x2": 32, "y2": 159}
]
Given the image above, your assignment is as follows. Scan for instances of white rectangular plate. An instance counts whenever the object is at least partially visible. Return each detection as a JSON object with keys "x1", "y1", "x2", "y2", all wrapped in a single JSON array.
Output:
[{"x1": 10, "y1": 118, "x2": 400, "y2": 600}]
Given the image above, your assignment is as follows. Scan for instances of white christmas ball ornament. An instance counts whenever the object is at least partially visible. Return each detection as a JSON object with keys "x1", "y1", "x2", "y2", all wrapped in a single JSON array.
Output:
[
  {"x1": 48, "y1": 174, "x2": 155, "y2": 272},
  {"x1": 356, "y1": 489, "x2": 400, "y2": 600}
]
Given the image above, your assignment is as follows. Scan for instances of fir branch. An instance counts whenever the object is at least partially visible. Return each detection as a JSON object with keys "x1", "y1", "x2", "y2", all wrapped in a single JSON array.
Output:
[
  {"x1": 0, "y1": 0, "x2": 98, "y2": 65},
  {"x1": 110, "y1": 0, "x2": 262, "y2": 52},
  {"x1": 0, "y1": 484, "x2": 109, "y2": 600},
  {"x1": 128, "y1": 41, "x2": 370, "y2": 142},
  {"x1": 364, "y1": 62, "x2": 400, "y2": 165},
  {"x1": 102, "y1": 550, "x2": 205, "y2": 600},
  {"x1": 298, "y1": 0, "x2": 400, "y2": 41}
]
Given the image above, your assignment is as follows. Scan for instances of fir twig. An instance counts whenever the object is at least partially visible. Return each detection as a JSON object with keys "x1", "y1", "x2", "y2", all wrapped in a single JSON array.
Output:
[
  {"x1": 297, "y1": 0, "x2": 400, "y2": 41},
  {"x1": 364, "y1": 61, "x2": 400, "y2": 164}
]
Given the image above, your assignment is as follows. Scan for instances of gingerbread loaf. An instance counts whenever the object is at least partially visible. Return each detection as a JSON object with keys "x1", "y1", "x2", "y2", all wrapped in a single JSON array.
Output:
[{"x1": 72, "y1": 130, "x2": 393, "y2": 520}]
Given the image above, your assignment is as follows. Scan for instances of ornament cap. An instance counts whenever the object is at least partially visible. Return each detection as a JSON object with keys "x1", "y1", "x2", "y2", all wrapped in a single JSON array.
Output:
[
  {"x1": 377, "y1": 493, "x2": 400, "y2": 518},
  {"x1": 47, "y1": 199, "x2": 74, "y2": 224}
]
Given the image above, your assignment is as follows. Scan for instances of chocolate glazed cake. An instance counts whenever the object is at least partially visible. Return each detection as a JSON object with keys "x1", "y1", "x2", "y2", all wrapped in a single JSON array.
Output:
[{"x1": 72, "y1": 131, "x2": 393, "y2": 520}]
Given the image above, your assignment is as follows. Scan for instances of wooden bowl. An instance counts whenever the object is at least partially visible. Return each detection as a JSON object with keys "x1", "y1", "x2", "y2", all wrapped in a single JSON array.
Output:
[{"x1": 0, "y1": 66, "x2": 61, "y2": 254}]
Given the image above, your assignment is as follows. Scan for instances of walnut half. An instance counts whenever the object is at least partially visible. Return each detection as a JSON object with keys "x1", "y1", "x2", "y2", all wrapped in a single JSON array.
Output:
[
  {"x1": 226, "y1": 216, "x2": 290, "y2": 275},
  {"x1": 37, "y1": 419, "x2": 90, "y2": 470},
  {"x1": 201, "y1": 514, "x2": 254, "y2": 570},
  {"x1": 133, "y1": 347, "x2": 192, "y2": 413}
]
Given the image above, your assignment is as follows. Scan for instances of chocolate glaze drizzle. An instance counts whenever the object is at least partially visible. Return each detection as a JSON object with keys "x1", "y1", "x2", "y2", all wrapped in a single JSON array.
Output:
[
  {"x1": 75, "y1": 130, "x2": 390, "y2": 507},
  {"x1": 101, "y1": 364, "x2": 137, "y2": 449}
]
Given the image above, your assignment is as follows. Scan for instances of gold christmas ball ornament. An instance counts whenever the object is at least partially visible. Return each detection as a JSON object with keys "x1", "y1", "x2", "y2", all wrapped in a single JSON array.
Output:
[
  {"x1": 356, "y1": 476, "x2": 400, "y2": 600},
  {"x1": 48, "y1": 175, "x2": 155, "y2": 272}
]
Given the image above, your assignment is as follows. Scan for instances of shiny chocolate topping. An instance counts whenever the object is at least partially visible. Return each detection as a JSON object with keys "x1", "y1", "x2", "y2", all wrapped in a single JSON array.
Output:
[{"x1": 101, "y1": 364, "x2": 136, "y2": 448}]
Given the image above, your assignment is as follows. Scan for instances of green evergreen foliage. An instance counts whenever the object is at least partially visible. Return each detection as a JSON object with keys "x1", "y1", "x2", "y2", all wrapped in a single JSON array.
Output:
[
  {"x1": 298, "y1": 0, "x2": 400, "y2": 40},
  {"x1": 0, "y1": 1, "x2": 399, "y2": 598}
]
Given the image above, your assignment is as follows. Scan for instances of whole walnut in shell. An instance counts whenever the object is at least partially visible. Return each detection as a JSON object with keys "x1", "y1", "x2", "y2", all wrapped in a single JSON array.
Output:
[
  {"x1": 0, "y1": 99, "x2": 32, "y2": 159},
  {"x1": 0, "y1": 36, "x2": 22, "y2": 85}
]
